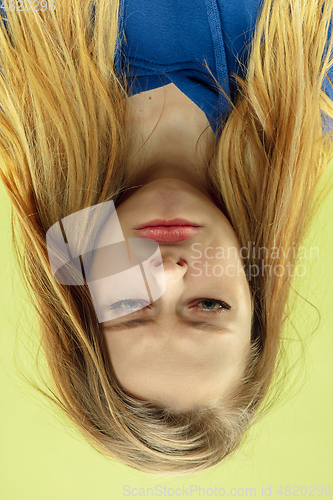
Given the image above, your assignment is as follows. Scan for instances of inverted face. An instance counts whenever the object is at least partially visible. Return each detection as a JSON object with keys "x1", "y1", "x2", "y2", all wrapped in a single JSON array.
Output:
[{"x1": 91, "y1": 178, "x2": 253, "y2": 410}]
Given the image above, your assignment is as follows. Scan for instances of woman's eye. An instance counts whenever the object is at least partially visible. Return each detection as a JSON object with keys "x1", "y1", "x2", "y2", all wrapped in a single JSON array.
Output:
[
  {"x1": 194, "y1": 298, "x2": 231, "y2": 313},
  {"x1": 108, "y1": 298, "x2": 231, "y2": 316},
  {"x1": 109, "y1": 299, "x2": 149, "y2": 313}
]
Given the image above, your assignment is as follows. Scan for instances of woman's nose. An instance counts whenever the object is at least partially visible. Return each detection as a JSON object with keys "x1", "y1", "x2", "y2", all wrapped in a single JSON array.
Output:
[
  {"x1": 148, "y1": 256, "x2": 187, "y2": 307},
  {"x1": 152, "y1": 255, "x2": 188, "y2": 276}
]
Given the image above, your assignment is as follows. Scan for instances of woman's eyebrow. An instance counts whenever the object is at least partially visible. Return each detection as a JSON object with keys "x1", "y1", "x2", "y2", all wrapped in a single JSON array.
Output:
[{"x1": 103, "y1": 318, "x2": 232, "y2": 333}]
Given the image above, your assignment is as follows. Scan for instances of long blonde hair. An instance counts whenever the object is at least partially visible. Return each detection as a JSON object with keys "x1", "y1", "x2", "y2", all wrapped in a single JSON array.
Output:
[{"x1": 0, "y1": 0, "x2": 333, "y2": 475}]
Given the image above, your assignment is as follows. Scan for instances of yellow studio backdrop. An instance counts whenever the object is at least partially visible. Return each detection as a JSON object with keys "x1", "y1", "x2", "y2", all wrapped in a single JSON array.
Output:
[{"x1": 0, "y1": 164, "x2": 333, "y2": 499}]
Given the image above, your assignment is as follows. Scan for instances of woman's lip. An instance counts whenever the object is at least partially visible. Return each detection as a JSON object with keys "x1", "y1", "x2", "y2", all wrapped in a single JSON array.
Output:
[
  {"x1": 134, "y1": 219, "x2": 202, "y2": 230},
  {"x1": 134, "y1": 226, "x2": 202, "y2": 242}
]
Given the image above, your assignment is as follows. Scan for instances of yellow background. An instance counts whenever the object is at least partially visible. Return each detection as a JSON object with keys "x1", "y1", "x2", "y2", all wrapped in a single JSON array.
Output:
[{"x1": 0, "y1": 164, "x2": 332, "y2": 500}]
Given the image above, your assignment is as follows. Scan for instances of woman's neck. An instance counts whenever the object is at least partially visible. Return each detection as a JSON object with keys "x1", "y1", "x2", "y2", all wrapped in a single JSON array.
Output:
[{"x1": 124, "y1": 83, "x2": 217, "y2": 195}]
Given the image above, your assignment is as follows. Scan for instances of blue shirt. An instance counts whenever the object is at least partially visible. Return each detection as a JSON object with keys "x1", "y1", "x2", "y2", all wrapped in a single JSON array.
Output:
[
  {"x1": 116, "y1": 0, "x2": 265, "y2": 137},
  {"x1": 1, "y1": 2, "x2": 333, "y2": 134},
  {"x1": 112, "y1": 0, "x2": 333, "y2": 136}
]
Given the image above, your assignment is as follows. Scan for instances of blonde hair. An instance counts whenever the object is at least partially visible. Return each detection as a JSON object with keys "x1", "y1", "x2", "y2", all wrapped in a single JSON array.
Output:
[{"x1": 0, "y1": 0, "x2": 333, "y2": 475}]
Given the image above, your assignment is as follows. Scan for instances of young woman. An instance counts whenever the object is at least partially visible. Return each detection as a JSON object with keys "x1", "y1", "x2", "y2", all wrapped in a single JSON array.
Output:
[{"x1": 0, "y1": 0, "x2": 332, "y2": 475}]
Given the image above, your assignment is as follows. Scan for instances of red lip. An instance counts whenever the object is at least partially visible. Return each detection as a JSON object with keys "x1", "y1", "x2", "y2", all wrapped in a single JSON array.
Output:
[
  {"x1": 134, "y1": 218, "x2": 201, "y2": 230},
  {"x1": 134, "y1": 226, "x2": 202, "y2": 242}
]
